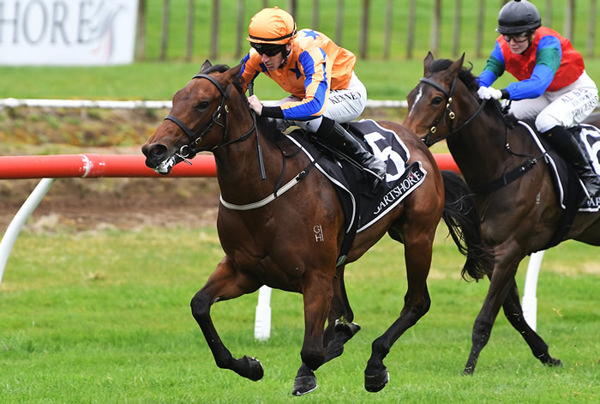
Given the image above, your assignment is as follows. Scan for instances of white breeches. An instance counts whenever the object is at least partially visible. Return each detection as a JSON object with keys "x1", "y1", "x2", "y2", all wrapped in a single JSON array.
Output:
[
  {"x1": 509, "y1": 71, "x2": 599, "y2": 132},
  {"x1": 269, "y1": 72, "x2": 368, "y2": 133}
]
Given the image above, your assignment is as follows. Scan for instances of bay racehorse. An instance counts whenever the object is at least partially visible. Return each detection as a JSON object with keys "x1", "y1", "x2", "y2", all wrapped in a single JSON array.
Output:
[
  {"x1": 141, "y1": 60, "x2": 492, "y2": 394},
  {"x1": 403, "y1": 52, "x2": 600, "y2": 375}
]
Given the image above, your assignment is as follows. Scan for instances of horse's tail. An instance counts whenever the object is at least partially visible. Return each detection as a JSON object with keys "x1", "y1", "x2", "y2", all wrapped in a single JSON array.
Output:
[{"x1": 441, "y1": 170, "x2": 494, "y2": 281}]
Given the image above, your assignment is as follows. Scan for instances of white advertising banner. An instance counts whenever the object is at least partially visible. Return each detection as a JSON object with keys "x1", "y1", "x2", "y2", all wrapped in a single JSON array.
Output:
[{"x1": 0, "y1": 0, "x2": 138, "y2": 66}]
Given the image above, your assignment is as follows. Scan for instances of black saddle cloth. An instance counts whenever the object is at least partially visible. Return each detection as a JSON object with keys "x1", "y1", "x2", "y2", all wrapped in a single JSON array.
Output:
[{"x1": 520, "y1": 122, "x2": 600, "y2": 250}]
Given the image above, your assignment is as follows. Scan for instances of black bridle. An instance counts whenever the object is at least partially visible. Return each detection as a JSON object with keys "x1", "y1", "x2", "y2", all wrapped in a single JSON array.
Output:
[
  {"x1": 419, "y1": 76, "x2": 489, "y2": 147},
  {"x1": 163, "y1": 72, "x2": 265, "y2": 178},
  {"x1": 164, "y1": 73, "x2": 230, "y2": 159},
  {"x1": 419, "y1": 75, "x2": 542, "y2": 194},
  {"x1": 164, "y1": 73, "x2": 258, "y2": 157}
]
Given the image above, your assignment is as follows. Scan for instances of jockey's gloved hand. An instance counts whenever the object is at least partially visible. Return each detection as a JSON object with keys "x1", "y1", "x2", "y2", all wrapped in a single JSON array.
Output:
[{"x1": 477, "y1": 86, "x2": 503, "y2": 100}]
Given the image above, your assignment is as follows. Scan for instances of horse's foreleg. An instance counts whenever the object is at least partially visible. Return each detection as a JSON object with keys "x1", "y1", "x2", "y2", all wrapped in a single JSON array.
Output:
[
  {"x1": 190, "y1": 257, "x2": 263, "y2": 381},
  {"x1": 292, "y1": 273, "x2": 334, "y2": 396},
  {"x1": 463, "y1": 254, "x2": 520, "y2": 375},
  {"x1": 364, "y1": 231, "x2": 433, "y2": 393},
  {"x1": 323, "y1": 266, "x2": 360, "y2": 362},
  {"x1": 502, "y1": 279, "x2": 562, "y2": 367}
]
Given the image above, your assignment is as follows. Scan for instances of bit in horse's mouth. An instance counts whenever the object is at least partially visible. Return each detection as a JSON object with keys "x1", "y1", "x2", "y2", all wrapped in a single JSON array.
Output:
[{"x1": 154, "y1": 155, "x2": 178, "y2": 174}]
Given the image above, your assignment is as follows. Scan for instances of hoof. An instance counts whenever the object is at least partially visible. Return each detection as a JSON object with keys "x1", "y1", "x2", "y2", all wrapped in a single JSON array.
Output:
[
  {"x1": 292, "y1": 374, "x2": 318, "y2": 396},
  {"x1": 364, "y1": 368, "x2": 389, "y2": 393},
  {"x1": 538, "y1": 352, "x2": 563, "y2": 368},
  {"x1": 324, "y1": 320, "x2": 361, "y2": 362},
  {"x1": 241, "y1": 355, "x2": 264, "y2": 381},
  {"x1": 544, "y1": 357, "x2": 563, "y2": 367},
  {"x1": 334, "y1": 319, "x2": 361, "y2": 337}
]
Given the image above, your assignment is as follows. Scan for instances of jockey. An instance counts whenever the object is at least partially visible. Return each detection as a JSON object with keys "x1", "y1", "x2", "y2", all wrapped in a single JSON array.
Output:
[
  {"x1": 477, "y1": 0, "x2": 600, "y2": 196},
  {"x1": 239, "y1": 7, "x2": 386, "y2": 188}
]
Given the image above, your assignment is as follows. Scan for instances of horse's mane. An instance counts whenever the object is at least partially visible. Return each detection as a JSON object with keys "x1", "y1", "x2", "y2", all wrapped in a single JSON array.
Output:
[
  {"x1": 255, "y1": 117, "x2": 294, "y2": 144},
  {"x1": 203, "y1": 64, "x2": 229, "y2": 74},
  {"x1": 429, "y1": 57, "x2": 517, "y2": 125},
  {"x1": 202, "y1": 63, "x2": 246, "y2": 97},
  {"x1": 203, "y1": 63, "x2": 298, "y2": 143},
  {"x1": 204, "y1": 63, "x2": 287, "y2": 142},
  {"x1": 429, "y1": 58, "x2": 479, "y2": 93}
]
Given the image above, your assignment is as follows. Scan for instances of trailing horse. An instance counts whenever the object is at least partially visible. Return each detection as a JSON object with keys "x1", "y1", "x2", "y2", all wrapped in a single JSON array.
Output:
[
  {"x1": 404, "y1": 52, "x2": 600, "y2": 375},
  {"x1": 141, "y1": 60, "x2": 492, "y2": 394}
]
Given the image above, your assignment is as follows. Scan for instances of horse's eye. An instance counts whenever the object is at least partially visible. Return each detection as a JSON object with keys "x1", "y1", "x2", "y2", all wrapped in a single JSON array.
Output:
[
  {"x1": 431, "y1": 96, "x2": 444, "y2": 106},
  {"x1": 195, "y1": 101, "x2": 210, "y2": 110}
]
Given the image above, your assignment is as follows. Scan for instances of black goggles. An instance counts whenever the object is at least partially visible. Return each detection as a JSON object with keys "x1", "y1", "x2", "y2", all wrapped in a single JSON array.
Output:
[
  {"x1": 503, "y1": 32, "x2": 530, "y2": 43},
  {"x1": 251, "y1": 43, "x2": 285, "y2": 57}
]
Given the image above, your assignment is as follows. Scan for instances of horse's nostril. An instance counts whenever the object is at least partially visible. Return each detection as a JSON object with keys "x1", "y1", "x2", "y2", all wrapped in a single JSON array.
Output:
[
  {"x1": 141, "y1": 144, "x2": 167, "y2": 159},
  {"x1": 142, "y1": 143, "x2": 169, "y2": 168},
  {"x1": 150, "y1": 144, "x2": 167, "y2": 158}
]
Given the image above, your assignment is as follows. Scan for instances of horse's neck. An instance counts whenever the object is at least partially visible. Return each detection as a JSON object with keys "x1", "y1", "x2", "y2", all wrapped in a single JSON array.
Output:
[
  {"x1": 213, "y1": 122, "x2": 288, "y2": 204},
  {"x1": 447, "y1": 104, "x2": 523, "y2": 186}
]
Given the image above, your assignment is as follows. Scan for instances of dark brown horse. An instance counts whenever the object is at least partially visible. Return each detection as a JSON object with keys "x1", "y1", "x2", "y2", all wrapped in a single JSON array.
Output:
[
  {"x1": 404, "y1": 52, "x2": 600, "y2": 375},
  {"x1": 141, "y1": 60, "x2": 491, "y2": 394}
]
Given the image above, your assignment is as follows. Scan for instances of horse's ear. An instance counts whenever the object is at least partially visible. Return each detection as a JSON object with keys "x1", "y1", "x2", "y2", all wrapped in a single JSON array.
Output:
[
  {"x1": 448, "y1": 53, "x2": 465, "y2": 77},
  {"x1": 229, "y1": 63, "x2": 242, "y2": 77},
  {"x1": 225, "y1": 63, "x2": 243, "y2": 83},
  {"x1": 424, "y1": 51, "x2": 434, "y2": 74},
  {"x1": 200, "y1": 60, "x2": 212, "y2": 73}
]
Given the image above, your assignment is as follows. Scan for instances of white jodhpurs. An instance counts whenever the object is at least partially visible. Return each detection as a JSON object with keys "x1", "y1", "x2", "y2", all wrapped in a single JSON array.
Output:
[{"x1": 509, "y1": 71, "x2": 599, "y2": 132}]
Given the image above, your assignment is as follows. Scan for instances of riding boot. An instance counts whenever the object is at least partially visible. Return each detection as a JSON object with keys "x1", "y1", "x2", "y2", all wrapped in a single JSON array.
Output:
[
  {"x1": 316, "y1": 117, "x2": 387, "y2": 188},
  {"x1": 541, "y1": 125, "x2": 600, "y2": 197}
]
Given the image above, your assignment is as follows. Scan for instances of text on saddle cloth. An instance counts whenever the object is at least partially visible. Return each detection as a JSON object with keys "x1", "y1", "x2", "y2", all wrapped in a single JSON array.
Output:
[{"x1": 578, "y1": 124, "x2": 600, "y2": 210}]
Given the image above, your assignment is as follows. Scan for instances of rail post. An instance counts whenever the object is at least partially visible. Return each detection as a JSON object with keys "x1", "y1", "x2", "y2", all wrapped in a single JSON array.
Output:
[{"x1": 0, "y1": 178, "x2": 55, "y2": 286}]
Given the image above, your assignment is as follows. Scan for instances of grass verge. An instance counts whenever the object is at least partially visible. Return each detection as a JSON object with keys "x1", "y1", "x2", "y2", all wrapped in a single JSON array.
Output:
[{"x1": 1, "y1": 227, "x2": 599, "y2": 403}]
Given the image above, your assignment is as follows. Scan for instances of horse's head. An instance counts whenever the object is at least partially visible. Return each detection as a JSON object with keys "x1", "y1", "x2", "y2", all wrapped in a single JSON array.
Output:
[
  {"x1": 404, "y1": 52, "x2": 481, "y2": 146},
  {"x1": 142, "y1": 60, "x2": 244, "y2": 174}
]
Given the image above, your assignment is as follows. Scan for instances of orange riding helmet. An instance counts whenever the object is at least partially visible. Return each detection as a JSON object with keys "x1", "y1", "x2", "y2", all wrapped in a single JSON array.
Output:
[{"x1": 247, "y1": 7, "x2": 297, "y2": 45}]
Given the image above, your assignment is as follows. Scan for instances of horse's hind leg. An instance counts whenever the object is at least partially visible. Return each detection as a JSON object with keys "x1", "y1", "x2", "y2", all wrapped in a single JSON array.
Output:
[
  {"x1": 464, "y1": 251, "x2": 520, "y2": 375},
  {"x1": 502, "y1": 278, "x2": 562, "y2": 366},
  {"x1": 364, "y1": 224, "x2": 434, "y2": 393},
  {"x1": 190, "y1": 256, "x2": 263, "y2": 381}
]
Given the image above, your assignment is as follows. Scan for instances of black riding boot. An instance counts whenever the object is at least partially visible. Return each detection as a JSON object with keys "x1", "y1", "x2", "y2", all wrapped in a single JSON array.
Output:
[
  {"x1": 316, "y1": 117, "x2": 386, "y2": 188},
  {"x1": 542, "y1": 125, "x2": 600, "y2": 197}
]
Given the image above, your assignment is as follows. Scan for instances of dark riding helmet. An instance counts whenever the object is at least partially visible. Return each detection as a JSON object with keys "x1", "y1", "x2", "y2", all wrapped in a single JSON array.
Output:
[{"x1": 497, "y1": 0, "x2": 541, "y2": 35}]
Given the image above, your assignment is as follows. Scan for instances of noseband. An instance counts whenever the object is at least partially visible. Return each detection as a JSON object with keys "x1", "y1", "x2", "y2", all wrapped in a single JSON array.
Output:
[
  {"x1": 419, "y1": 76, "x2": 488, "y2": 147},
  {"x1": 164, "y1": 73, "x2": 232, "y2": 158}
]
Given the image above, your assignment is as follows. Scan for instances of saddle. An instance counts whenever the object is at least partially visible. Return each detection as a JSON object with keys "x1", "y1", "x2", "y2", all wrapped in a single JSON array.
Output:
[
  {"x1": 525, "y1": 122, "x2": 600, "y2": 211},
  {"x1": 262, "y1": 118, "x2": 428, "y2": 265}
]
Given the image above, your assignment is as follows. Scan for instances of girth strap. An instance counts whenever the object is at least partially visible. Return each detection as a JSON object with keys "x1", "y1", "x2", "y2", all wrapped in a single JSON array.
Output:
[
  {"x1": 219, "y1": 163, "x2": 315, "y2": 210},
  {"x1": 469, "y1": 158, "x2": 540, "y2": 194}
]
